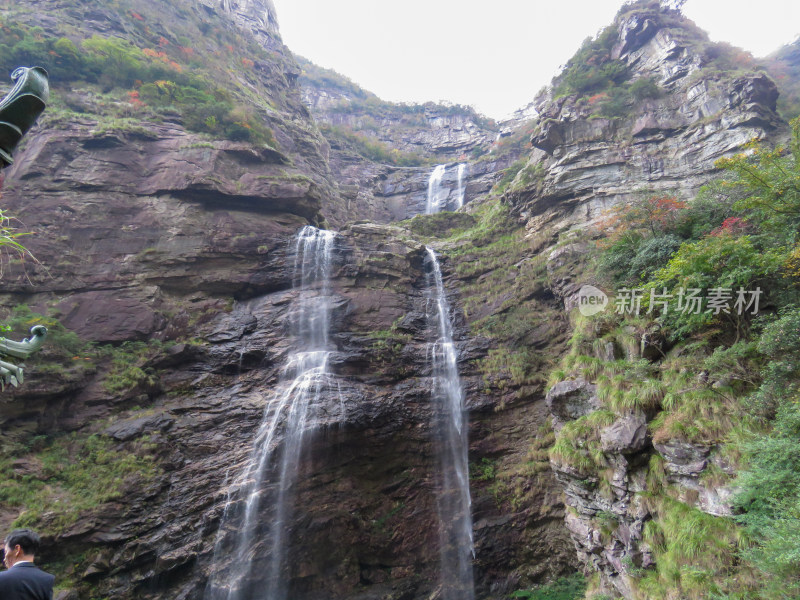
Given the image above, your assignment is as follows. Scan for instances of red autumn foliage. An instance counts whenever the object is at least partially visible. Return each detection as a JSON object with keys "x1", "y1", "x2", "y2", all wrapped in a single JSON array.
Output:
[
  {"x1": 597, "y1": 194, "x2": 688, "y2": 241},
  {"x1": 128, "y1": 90, "x2": 144, "y2": 107},
  {"x1": 241, "y1": 57, "x2": 254, "y2": 69},
  {"x1": 710, "y1": 217, "x2": 749, "y2": 236},
  {"x1": 130, "y1": 11, "x2": 144, "y2": 21}
]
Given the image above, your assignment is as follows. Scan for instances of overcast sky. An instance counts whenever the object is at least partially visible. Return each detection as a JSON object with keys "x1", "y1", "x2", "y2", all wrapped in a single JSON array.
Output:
[{"x1": 271, "y1": 0, "x2": 800, "y2": 120}]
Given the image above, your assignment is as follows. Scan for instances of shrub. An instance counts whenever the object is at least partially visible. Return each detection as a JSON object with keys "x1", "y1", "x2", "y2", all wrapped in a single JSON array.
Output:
[
  {"x1": 0, "y1": 433, "x2": 158, "y2": 532},
  {"x1": 510, "y1": 573, "x2": 586, "y2": 600},
  {"x1": 646, "y1": 233, "x2": 780, "y2": 339},
  {"x1": 629, "y1": 77, "x2": 662, "y2": 101}
]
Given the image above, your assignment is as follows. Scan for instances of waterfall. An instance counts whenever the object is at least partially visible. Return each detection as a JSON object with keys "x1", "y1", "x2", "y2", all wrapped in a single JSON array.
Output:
[
  {"x1": 425, "y1": 247, "x2": 475, "y2": 600},
  {"x1": 205, "y1": 225, "x2": 337, "y2": 600},
  {"x1": 426, "y1": 164, "x2": 448, "y2": 214},
  {"x1": 455, "y1": 163, "x2": 467, "y2": 209}
]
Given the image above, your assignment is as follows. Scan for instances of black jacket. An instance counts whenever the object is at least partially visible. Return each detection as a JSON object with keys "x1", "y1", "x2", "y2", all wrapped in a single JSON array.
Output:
[{"x1": 0, "y1": 563, "x2": 55, "y2": 600}]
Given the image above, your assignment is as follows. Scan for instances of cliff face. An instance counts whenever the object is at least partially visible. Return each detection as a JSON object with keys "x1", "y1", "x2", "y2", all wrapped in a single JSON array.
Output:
[
  {"x1": 1, "y1": 0, "x2": 795, "y2": 599},
  {"x1": 297, "y1": 58, "x2": 513, "y2": 227},
  {"x1": 298, "y1": 58, "x2": 498, "y2": 161},
  {"x1": 493, "y1": 4, "x2": 788, "y2": 598},
  {"x1": 0, "y1": 0, "x2": 569, "y2": 598},
  {"x1": 507, "y1": 7, "x2": 783, "y2": 232}
]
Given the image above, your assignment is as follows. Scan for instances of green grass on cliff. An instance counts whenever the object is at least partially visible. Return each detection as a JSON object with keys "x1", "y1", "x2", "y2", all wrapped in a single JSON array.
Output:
[
  {"x1": 546, "y1": 119, "x2": 800, "y2": 598},
  {"x1": 0, "y1": 0, "x2": 280, "y2": 144},
  {"x1": 429, "y1": 196, "x2": 563, "y2": 400},
  {"x1": 510, "y1": 573, "x2": 587, "y2": 600},
  {"x1": 0, "y1": 432, "x2": 159, "y2": 532},
  {"x1": 319, "y1": 122, "x2": 431, "y2": 166}
]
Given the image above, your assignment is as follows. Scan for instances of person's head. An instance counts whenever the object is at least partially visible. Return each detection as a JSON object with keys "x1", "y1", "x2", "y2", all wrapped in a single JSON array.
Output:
[{"x1": 3, "y1": 529, "x2": 40, "y2": 568}]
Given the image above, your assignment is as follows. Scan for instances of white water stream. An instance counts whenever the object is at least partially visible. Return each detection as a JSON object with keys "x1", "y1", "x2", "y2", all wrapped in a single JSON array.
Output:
[
  {"x1": 426, "y1": 164, "x2": 448, "y2": 214},
  {"x1": 205, "y1": 226, "x2": 337, "y2": 600},
  {"x1": 425, "y1": 246, "x2": 475, "y2": 600}
]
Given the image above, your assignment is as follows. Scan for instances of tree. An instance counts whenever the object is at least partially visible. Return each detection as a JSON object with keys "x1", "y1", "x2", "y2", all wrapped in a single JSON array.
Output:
[{"x1": 715, "y1": 118, "x2": 800, "y2": 240}]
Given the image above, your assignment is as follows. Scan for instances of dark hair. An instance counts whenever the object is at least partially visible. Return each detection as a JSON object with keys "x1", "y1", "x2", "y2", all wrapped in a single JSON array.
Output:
[{"x1": 4, "y1": 529, "x2": 41, "y2": 556}]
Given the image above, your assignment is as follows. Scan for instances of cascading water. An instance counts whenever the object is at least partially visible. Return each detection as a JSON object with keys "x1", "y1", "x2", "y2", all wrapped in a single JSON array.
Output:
[
  {"x1": 455, "y1": 163, "x2": 467, "y2": 209},
  {"x1": 425, "y1": 246, "x2": 475, "y2": 600},
  {"x1": 426, "y1": 164, "x2": 448, "y2": 214},
  {"x1": 205, "y1": 225, "x2": 337, "y2": 600}
]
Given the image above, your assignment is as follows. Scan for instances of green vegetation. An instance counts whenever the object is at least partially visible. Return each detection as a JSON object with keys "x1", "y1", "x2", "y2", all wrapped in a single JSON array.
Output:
[
  {"x1": 765, "y1": 40, "x2": 800, "y2": 120},
  {"x1": 101, "y1": 340, "x2": 162, "y2": 393},
  {"x1": 296, "y1": 55, "x2": 372, "y2": 100},
  {"x1": 403, "y1": 211, "x2": 476, "y2": 239},
  {"x1": 0, "y1": 8, "x2": 277, "y2": 143},
  {"x1": 319, "y1": 123, "x2": 430, "y2": 166},
  {"x1": 550, "y1": 410, "x2": 616, "y2": 474},
  {"x1": 493, "y1": 158, "x2": 527, "y2": 194},
  {"x1": 732, "y1": 307, "x2": 800, "y2": 597},
  {"x1": 493, "y1": 159, "x2": 545, "y2": 196},
  {"x1": 546, "y1": 118, "x2": 800, "y2": 598},
  {"x1": 0, "y1": 206, "x2": 36, "y2": 281},
  {"x1": 553, "y1": 26, "x2": 627, "y2": 98},
  {"x1": 470, "y1": 457, "x2": 497, "y2": 482},
  {"x1": 510, "y1": 573, "x2": 587, "y2": 600},
  {"x1": 635, "y1": 497, "x2": 747, "y2": 599},
  {"x1": 0, "y1": 432, "x2": 159, "y2": 532}
]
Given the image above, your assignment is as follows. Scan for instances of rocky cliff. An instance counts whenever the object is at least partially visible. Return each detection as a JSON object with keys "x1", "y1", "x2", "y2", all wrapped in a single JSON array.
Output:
[
  {"x1": 296, "y1": 58, "x2": 517, "y2": 227},
  {"x1": 507, "y1": 5, "x2": 784, "y2": 232},
  {"x1": 0, "y1": 0, "x2": 571, "y2": 598},
  {"x1": 490, "y1": 2, "x2": 791, "y2": 598},
  {"x1": 1, "y1": 0, "x2": 796, "y2": 599}
]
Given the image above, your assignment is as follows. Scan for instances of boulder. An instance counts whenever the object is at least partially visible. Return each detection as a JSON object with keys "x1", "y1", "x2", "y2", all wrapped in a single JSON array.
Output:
[
  {"x1": 546, "y1": 378, "x2": 601, "y2": 430},
  {"x1": 600, "y1": 412, "x2": 649, "y2": 454}
]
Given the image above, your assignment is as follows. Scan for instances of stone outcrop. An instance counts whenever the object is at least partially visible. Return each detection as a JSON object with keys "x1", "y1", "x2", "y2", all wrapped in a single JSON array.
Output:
[
  {"x1": 322, "y1": 150, "x2": 515, "y2": 226},
  {"x1": 299, "y1": 61, "x2": 498, "y2": 161},
  {"x1": 507, "y1": 6, "x2": 785, "y2": 231}
]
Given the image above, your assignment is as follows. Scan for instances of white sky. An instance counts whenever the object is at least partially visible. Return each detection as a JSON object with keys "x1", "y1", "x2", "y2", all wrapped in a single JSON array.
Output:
[{"x1": 271, "y1": 0, "x2": 800, "y2": 120}]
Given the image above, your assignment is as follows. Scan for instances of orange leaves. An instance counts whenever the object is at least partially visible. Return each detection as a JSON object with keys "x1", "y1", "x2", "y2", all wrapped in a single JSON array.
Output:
[
  {"x1": 596, "y1": 194, "x2": 687, "y2": 241},
  {"x1": 241, "y1": 57, "x2": 254, "y2": 69},
  {"x1": 130, "y1": 11, "x2": 144, "y2": 21},
  {"x1": 128, "y1": 90, "x2": 144, "y2": 108},
  {"x1": 143, "y1": 47, "x2": 182, "y2": 71}
]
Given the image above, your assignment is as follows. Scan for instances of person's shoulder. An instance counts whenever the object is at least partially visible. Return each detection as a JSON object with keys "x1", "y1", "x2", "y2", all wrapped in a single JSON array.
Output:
[{"x1": 29, "y1": 565, "x2": 55, "y2": 580}]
